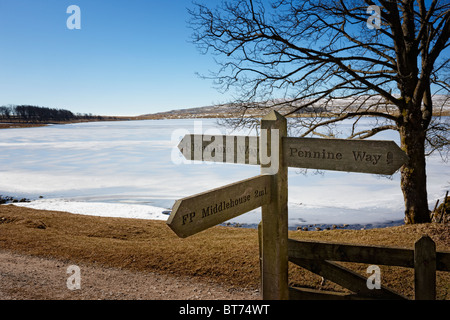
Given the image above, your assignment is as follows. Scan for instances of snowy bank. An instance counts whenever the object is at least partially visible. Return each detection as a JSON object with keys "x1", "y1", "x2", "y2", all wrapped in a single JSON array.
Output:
[{"x1": 11, "y1": 199, "x2": 169, "y2": 221}]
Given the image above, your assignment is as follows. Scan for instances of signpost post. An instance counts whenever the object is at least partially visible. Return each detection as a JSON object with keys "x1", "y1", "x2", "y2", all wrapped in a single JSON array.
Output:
[
  {"x1": 166, "y1": 110, "x2": 408, "y2": 300},
  {"x1": 259, "y1": 111, "x2": 289, "y2": 300}
]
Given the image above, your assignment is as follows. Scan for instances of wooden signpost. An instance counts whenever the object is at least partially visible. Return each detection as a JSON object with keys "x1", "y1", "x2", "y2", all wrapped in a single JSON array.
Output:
[{"x1": 166, "y1": 111, "x2": 408, "y2": 300}]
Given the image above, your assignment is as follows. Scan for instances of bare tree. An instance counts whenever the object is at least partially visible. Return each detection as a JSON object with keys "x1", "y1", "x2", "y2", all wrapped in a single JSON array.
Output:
[
  {"x1": 189, "y1": 0, "x2": 450, "y2": 224},
  {"x1": 0, "y1": 106, "x2": 11, "y2": 120}
]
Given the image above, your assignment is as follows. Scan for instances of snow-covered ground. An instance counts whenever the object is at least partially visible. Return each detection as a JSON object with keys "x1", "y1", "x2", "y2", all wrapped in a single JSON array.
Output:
[{"x1": 1, "y1": 118, "x2": 448, "y2": 228}]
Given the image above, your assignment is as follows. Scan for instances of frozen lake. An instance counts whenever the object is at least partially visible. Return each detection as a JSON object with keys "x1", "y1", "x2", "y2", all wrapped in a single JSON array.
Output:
[{"x1": 1, "y1": 118, "x2": 448, "y2": 228}]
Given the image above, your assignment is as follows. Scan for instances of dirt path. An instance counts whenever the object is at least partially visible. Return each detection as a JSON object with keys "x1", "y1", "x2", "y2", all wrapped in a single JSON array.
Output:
[{"x1": 0, "y1": 250, "x2": 260, "y2": 300}]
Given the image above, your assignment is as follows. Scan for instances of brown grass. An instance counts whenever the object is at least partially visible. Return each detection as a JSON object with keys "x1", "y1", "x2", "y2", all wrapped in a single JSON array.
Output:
[
  {"x1": 1, "y1": 205, "x2": 449, "y2": 299},
  {"x1": 0, "y1": 123, "x2": 49, "y2": 129}
]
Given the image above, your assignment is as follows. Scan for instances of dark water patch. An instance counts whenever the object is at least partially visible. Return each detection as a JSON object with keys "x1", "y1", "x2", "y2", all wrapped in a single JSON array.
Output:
[
  {"x1": 219, "y1": 220, "x2": 405, "y2": 231},
  {"x1": 0, "y1": 195, "x2": 32, "y2": 205}
]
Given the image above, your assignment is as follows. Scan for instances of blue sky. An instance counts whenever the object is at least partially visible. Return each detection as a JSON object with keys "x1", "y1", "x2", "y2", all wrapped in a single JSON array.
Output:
[
  {"x1": 0, "y1": 0, "x2": 226, "y2": 116},
  {"x1": 0, "y1": 1, "x2": 447, "y2": 116}
]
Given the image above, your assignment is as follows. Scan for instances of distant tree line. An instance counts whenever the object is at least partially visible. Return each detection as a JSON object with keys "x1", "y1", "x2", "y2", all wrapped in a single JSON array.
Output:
[{"x1": 0, "y1": 105, "x2": 104, "y2": 122}]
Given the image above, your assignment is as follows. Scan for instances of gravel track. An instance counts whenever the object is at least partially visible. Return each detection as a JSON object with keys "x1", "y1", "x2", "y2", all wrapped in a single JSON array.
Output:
[{"x1": 0, "y1": 250, "x2": 260, "y2": 300}]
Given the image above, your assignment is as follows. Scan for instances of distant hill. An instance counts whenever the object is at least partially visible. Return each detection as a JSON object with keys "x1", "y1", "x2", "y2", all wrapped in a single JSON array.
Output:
[
  {"x1": 143, "y1": 95, "x2": 450, "y2": 119},
  {"x1": 141, "y1": 103, "x2": 243, "y2": 119}
]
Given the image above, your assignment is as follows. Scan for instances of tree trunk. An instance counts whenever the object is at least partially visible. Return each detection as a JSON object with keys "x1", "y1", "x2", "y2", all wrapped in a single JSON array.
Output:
[{"x1": 399, "y1": 115, "x2": 430, "y2": 224}]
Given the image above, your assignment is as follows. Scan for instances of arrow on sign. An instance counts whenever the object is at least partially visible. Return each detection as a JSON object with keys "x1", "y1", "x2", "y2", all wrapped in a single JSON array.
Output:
[
  {"x1": 177, "y1": 134, "x2": 260, "y2": 165},
  {"x1": 283, "y1": 137, "x2": 408, "y2": 175},
  {"x1": 166, "y1": 174, "x2": 272, "y2": 238}
]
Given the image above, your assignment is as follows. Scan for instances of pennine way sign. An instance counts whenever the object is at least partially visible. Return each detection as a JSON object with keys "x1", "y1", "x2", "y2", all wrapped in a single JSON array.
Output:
[
  {"x1": 284, "y1": 137, "x2": 408, "y2": 175},
  {"x1": 167, "y1": 174, "x2": 271, "y2": 238}
]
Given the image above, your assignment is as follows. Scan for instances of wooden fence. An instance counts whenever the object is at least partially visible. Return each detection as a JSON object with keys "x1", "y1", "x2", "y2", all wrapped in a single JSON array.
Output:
[{"x1": 284, "y1": 235, "x2": 450, "y2": 300}]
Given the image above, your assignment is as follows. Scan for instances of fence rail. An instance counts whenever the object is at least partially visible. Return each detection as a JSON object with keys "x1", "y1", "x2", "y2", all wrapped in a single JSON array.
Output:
[{"x1": 286, "y1": 235, "x2": 450, "y2": 300}]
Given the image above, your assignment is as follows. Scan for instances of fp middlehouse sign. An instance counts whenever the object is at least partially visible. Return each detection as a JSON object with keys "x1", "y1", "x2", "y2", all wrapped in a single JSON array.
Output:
[{"x1": 166, "y1": 111, "x2": 407, "y2": 300}]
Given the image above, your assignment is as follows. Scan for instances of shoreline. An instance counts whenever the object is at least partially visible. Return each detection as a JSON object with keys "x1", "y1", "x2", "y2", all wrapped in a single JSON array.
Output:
[
  {"x1": 3, "y1": 193, "x2": 406, "y2": 232},
  {"x1": 221, "y1": 219, "x2": 405, "y2": 231},
  {"x1": 2, "y1": 110, "x2": 449, "y2": 129},
  {"x1": 0, "y1": 123, "x2": 49, "y2": 129}
]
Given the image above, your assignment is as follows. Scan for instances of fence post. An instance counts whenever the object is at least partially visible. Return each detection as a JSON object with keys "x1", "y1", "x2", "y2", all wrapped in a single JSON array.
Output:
[
  {"x1": 414, "y1": 235, "x2": 436, "y2": 300},
  {"x1": 260, "y1": 111, "x2": 289, "y2": 300}
]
